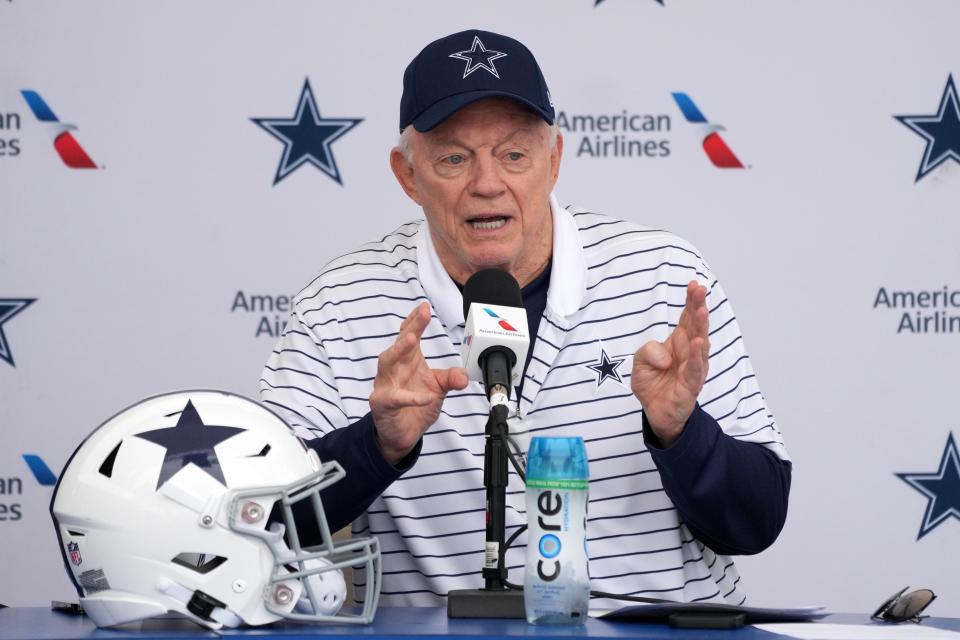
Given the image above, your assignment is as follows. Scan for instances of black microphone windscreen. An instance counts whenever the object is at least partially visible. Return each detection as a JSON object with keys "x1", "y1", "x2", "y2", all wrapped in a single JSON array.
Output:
[{"x1": 462, "y1": 269, "x2": 523, "y2": 320}]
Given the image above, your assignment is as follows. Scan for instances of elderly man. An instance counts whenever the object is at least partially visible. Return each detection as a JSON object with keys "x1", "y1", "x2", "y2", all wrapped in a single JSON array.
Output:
[{"x1": 261, "y1": 29, "x2": 790, "y2": 609}]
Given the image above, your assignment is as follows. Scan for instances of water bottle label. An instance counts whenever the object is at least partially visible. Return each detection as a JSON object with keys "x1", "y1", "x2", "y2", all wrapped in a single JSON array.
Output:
[
  {"x1": 525, "y1": 478, "x2": 588, "y2": 490},
  {"x1": 525, "y1": 487, "x2": 590, "y2": 624}
]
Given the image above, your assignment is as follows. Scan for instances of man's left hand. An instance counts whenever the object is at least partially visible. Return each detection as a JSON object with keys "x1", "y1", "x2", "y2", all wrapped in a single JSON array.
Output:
[{"x1": 630, "y1": 281, "x2": 710, "y2": 447}]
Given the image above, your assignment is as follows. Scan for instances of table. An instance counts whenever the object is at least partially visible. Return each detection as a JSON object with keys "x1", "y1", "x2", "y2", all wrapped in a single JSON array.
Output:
[{"x1": 1, "y1": 607, "x2": 958, "y2": 640}]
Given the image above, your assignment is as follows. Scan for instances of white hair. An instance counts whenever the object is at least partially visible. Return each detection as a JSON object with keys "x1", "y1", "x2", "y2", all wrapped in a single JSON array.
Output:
[
  {"x1": 398, "y1": 125, "x2": 415, "y2": 162},
  {"x1": 397, "y1": 120, "x2": 559, "y2": 163}
]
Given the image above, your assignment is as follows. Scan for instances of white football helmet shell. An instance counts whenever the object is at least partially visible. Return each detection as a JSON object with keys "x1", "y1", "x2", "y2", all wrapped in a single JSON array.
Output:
[{"x1": 51, "y1": 390, "x2": 381, "y2": 628}]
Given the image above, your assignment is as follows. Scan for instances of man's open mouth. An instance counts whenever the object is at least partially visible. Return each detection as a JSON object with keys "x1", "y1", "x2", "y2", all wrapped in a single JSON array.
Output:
[{"x1": 468, "y1": 216, "x2": 508, "y2": 230}]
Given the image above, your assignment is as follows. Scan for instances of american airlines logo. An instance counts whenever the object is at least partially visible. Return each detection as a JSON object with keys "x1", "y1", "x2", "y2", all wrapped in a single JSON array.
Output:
[
  {"x1": 20, "y1": 90, "x2": 98, "y2": 169},
  {"x1": 483, "y1": 307, "x2": 517, "y2": 332},
  {"x1": 555, "y1": 109, "x2": 671, "y2": 159},
  {"x1": 1, "y1": 455, "x2": 57, "y2": 523},
  {"x1": 672, "y1": 92, "x2": 745, "y2": 169},
  {"x1": 873, "y1": 286, "x2": 960, "y2": 334},
  {"x1": 230, "y1": 290, "x2": 293, "y2": 339}
]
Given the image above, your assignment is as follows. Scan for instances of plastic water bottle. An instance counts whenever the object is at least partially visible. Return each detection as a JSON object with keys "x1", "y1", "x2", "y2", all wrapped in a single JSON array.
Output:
[{"x1": 524, "y1": 436, "x2": 590, "y2": 624}]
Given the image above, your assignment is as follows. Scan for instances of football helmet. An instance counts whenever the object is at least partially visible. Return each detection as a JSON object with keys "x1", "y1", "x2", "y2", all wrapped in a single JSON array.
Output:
[{"x1": 51, "y1": 390, "x2": 381, "y2": 629}]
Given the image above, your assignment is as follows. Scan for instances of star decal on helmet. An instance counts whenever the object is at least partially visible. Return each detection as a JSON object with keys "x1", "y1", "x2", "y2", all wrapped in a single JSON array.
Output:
[
  {"x1": 134, "y1": 400, "x2": 245, "y2": 489},
  {"x1": 449, "y1": 35, "x2": 507, "y2": 79}
]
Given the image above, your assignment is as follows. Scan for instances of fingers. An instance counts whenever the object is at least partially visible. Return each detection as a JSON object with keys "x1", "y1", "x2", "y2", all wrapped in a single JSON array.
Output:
[
  {"x1": 435, "y1": 367, "x2": 469, "y2": 392},
  {"x1": 399, "y1": 301, "x2": 431, "y2": 340},
  {"x1": 379, "y1": 303, "x2": 431, "y2": 369},
  {"x1": 681, "y1": 336, "x2": 708, "y2": 391},
  {"x1": 677, "y1": 281, "x2": 709, "y2": 340},
  {"x1": 378, "y1": 328, "x2": 418, "y2": 369},
  {"x1": 676, "y1": 285, "x2": 710, "y2": 391},
  {"x1": 376, "y1": 388, "x2": 435, "y2": 409},
  {"x1": 635, "y1": 340, "x2": 672, "y2": 371}
]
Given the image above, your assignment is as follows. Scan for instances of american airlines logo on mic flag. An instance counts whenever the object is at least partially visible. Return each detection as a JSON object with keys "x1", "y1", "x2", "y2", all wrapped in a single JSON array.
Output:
[
  {"x1": 462, "y1": 302, "x2": 529, "y2": 384},
  {"x1": 483, "y1": 307, "x2": 518, "y2": 332}
]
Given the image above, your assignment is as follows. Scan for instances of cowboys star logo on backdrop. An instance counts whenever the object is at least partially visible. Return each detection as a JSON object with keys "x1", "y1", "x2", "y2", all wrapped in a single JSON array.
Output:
[
  {"x1": 897, "y1": 432, "x2": 960, "y2": 539},
  {"x1": 252, "y1": 79, "x2": 363, "y2": 186},
  {"x1": 0, "y1": 298, "x2": 35, "y2": 367},
  {"x1": 895, "y1": 74, "x2": 960, "y2": 182}
]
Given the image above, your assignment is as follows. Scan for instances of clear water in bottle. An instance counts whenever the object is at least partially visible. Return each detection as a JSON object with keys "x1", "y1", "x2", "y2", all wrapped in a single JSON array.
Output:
[{"x1": 524, "y1": 436, "x2": 590, "y2": 624}]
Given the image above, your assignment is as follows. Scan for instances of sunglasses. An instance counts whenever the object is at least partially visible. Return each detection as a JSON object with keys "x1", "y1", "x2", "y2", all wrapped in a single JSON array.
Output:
[{"x1": 871, "y1": 587, "x2": 937, "y2": 623}]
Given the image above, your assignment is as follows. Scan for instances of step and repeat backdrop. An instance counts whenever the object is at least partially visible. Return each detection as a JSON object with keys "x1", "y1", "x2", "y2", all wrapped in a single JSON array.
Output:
[{"x1": 2, "y1": 0, "x2": 959, "y2": 616}]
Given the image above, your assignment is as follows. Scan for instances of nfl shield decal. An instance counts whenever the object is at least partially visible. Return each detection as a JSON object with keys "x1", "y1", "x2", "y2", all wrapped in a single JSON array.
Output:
[{"x1": 68, "y1": 541, "x2": 82, "y2": 566}]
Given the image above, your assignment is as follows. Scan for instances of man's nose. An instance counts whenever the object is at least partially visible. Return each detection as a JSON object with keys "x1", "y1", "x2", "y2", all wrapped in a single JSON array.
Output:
[{"x1": 469, "y1": 155, "x2": 506, "y2": 198}]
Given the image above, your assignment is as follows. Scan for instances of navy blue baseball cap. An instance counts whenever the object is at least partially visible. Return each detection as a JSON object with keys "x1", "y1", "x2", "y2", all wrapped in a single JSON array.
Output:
[{"x1": 399, "y1": 29, "x2": 555, "y2": 132}]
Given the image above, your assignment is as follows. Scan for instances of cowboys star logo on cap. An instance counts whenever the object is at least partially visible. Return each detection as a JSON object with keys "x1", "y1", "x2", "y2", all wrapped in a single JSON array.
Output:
[{"x1": 449, "y1": 36, "x2": 507, "y2": 79}]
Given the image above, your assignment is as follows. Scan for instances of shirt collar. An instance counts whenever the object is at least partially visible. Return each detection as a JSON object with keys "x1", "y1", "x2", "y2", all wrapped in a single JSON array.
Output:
[{"x1": 416, "y1": 193, "x2": 587, "y2": 330}]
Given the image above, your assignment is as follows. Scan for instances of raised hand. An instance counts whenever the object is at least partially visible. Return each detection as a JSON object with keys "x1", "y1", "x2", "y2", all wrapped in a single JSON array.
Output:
[
  {"x1": 630, "y1": 281, "x2": 710, "y2": 447},
  {"x1": 369, "y1": 302, "x2": 469, "y2": 464}
]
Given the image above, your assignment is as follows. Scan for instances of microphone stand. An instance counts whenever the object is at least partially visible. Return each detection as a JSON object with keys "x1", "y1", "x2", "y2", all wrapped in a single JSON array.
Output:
[{"x1": 447, "y1": 382, "x2": 525, "y2": 618}]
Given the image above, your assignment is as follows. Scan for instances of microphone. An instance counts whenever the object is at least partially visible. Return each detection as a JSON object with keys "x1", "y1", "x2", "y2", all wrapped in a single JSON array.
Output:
[
  {"x1": 461, "y1": 269, "x2": 530, "y2": 408},
  {"x1": 449, "y1": 270, "x2": 530, "y2": 616}
]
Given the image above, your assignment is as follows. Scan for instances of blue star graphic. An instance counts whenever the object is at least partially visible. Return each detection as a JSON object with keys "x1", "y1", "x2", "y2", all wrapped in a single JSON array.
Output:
[
  {"x1": 449, "y1": 36, "x2": 508, "y2": 79},
  {"x1": 895, "y1": 74, "x2": 960, "y2": 182},
  {"x1": 586, "y1": 343, "x2": 627, "y2": 389},
  {"x1": 897, "y1": 432, "x2": 960, "y2": 540},
  {"x1": 252, "y1": 79, "x2": 362, "y2": 186},
  {"x1": 134, "y1": 399, "x2": 245, "y2": 489},
  {"x1": 0, "y1": 298, "x2": 36, "y2": 367}
]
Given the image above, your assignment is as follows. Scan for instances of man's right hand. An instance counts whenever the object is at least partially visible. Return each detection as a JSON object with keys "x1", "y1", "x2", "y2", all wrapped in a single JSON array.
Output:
[{"x1": 369, "y1": 302, "x2": 469, "y2": 465}]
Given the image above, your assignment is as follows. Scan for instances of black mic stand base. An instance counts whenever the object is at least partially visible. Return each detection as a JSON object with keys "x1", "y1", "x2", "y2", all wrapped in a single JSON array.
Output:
[{"x1": 447, "y1": 588, "x2": 525, "y2": 619}]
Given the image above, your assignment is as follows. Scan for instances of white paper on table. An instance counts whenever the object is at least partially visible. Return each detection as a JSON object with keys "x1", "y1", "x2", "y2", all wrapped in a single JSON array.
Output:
[{"x1": 753, "y1": 622, "x2": 960, "y2": 640}]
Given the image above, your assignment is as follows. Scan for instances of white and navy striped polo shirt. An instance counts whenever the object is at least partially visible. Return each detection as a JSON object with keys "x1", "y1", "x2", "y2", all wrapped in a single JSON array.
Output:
[{"x1": 260, "y1": 194, "x2": 789, "y2": 608}]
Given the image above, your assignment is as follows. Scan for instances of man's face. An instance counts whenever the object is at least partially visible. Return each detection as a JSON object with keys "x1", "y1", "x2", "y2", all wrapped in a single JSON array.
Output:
[{"x1": 391, "y1": 98, "x2": 563, "y2": 286}]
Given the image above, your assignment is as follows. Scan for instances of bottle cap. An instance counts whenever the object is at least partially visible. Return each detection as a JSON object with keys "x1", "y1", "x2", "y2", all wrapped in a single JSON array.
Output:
[{"x1": 526, "y1": 436, "x2": 589, "y2": 483}]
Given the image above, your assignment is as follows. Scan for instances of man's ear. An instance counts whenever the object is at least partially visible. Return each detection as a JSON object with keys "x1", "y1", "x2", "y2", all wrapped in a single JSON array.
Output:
[
  {"x1": 390, "y1": 147, "x2": 421, "y2": 205},
  {"x1": 550, "y1": 131, "x2": 564, "y2": 186}
]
